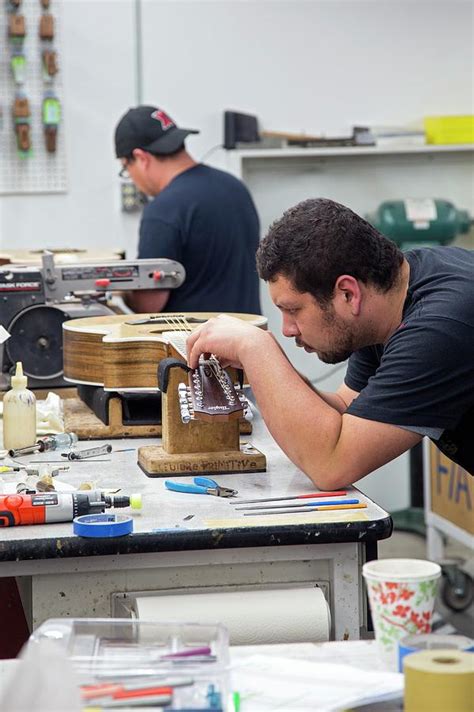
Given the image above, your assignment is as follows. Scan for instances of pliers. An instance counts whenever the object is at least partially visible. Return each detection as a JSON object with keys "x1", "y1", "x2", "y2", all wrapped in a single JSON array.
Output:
[{"x1": 164, "y1": 476, "x2": 238, "y2": 498}]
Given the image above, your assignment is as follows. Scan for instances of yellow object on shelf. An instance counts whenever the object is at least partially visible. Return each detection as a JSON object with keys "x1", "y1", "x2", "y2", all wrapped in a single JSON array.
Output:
[{"x1": 424, "y1": 115, "x2": 474, "y2": 144}]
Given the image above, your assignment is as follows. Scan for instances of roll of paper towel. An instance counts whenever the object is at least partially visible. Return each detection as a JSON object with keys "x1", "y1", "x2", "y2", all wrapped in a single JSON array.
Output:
[{"x1": 134, "y1": 586, "x2": 331, "y2": 645}]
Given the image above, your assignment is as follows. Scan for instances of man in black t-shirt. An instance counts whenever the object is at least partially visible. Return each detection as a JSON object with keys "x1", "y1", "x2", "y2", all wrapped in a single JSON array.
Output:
[
  {"x1": 185, "y1": 198, "x2": 474, "y2": 487},
  {"x1": 114, "y1": 105, "x2": 261, "y2": 314}
]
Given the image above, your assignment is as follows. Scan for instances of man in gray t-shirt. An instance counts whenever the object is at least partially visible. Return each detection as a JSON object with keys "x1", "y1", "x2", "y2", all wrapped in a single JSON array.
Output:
[
  {"x1": 184, "y1": 198, "x2": 474, "y2": 489},
  {"x1": 345, "y1": 246, "x2": 474, "y2": 473}
]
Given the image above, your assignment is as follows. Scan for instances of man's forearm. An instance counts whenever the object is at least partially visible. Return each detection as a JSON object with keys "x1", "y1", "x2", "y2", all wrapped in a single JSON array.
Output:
[
  {"x1": 125, "y1": 289, "x2": 170, "y2": 313},
  {"x1": 186, "y1": 318, "x2": 416, "y2": 488},
  {"x1": 298, "y1": 373, "x2": 348, "y2": 414}
]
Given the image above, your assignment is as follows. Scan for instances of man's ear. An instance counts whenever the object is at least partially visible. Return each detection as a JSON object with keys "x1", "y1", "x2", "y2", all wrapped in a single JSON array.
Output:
[
  {"x1": 334, "y1": 275, "x2": 362, "y2": 316},
  {"x1": 132, "y1": 148, "x2": 148, "y2": 165}
]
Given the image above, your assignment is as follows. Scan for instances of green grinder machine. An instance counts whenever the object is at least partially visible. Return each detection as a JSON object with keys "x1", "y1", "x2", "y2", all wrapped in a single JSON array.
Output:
[{"x1": 366, "y1": 198, "x2": 472, "y2": 249}]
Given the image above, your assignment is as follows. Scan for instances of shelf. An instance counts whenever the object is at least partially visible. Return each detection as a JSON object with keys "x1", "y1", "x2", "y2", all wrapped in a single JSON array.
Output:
[{"x1": 226, "y1": 144, "x2": 474, "y2": 160}]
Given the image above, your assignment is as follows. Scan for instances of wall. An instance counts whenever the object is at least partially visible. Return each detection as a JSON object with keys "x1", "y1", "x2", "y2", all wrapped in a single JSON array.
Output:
[
  {"x1": 2, "y1": 0, "x2": 471, "y2": 257},
  {"x1": 141, "y1": 0, "x2": 473, "y2": 158},
  {"x1": 1, "y1": 0, "x2": 473, "y2": 510},
  {"x1": 0, "y1": 1, "x2": 137, "y2": 253}
]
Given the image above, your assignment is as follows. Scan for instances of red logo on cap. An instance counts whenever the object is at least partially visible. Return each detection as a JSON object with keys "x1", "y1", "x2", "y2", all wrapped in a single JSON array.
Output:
[{"x1": 150, "y1": 109, "x2": 174, "y2": 131}]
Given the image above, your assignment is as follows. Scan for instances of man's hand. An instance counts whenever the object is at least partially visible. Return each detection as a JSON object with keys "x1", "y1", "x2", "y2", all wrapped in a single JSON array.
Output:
[{"x1": 186, "y1": 314, "x2": 267, "y2": 369}]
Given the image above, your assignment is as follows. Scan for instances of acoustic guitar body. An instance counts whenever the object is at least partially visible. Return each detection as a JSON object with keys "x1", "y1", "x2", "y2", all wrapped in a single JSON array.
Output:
[{"x1": 63, "y1": 312, "x2": 267, "y2": 391}]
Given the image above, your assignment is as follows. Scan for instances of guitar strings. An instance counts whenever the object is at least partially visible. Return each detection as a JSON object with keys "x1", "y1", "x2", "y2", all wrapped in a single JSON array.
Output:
[
  {"x1": 161, "y1": 313, "x2": 191, "y2": 355},
  {"x1": 160, "y1": 314, "x2": 223, "y2": 378},
  {"x1": 160, "y1": 314, "x2": 240, "y2": 412},
  {"x1": 163, "y1": 313, "x2": 191, "y2": 332}
]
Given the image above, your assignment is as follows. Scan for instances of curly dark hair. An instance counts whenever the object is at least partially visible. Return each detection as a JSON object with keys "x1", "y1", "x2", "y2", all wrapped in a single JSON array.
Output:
[{"x1": 256, "y1": 198, "x2": 404, "y2": 305}]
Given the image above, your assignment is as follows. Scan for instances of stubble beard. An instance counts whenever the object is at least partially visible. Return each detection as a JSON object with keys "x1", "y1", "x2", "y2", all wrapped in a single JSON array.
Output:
[{"x1": 301, "y1": 308, "x2": 357, "y2": 365}]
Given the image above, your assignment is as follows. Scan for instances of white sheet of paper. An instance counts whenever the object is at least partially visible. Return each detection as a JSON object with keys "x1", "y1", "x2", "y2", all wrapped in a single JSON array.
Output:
[{"x1": 230, "y1": 653, "x2": 403, "y2": 711}]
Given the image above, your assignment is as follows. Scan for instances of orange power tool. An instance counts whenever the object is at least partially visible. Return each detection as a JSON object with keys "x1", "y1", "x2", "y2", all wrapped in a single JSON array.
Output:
[{"x1": 0, "y1": 491, "x2": 134, "y2": 527}]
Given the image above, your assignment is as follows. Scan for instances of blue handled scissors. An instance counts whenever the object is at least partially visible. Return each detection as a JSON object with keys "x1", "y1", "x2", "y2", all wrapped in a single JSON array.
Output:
[{"x1": 165, "y1": 476, "x2": 238, "y2": 498}]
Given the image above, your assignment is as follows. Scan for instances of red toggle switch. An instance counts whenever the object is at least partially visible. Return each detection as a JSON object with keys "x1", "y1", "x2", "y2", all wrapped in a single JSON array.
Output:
[
  {"x1": 153, "y1": 270, "x2": 164, "y2": 281},
  {"x1": 95, "y1": 278, "x2": 111, "y2": 288}
]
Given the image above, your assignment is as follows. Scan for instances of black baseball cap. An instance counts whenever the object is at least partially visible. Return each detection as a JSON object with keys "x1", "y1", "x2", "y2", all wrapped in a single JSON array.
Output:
[{"x1": 114, "y1": 105, "x2": 199, "y2": 158}]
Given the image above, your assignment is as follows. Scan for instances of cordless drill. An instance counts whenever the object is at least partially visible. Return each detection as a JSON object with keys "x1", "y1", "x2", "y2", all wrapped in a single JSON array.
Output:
[{"x1": 0, "y1": 491, "x2": 141, "y2": 527}]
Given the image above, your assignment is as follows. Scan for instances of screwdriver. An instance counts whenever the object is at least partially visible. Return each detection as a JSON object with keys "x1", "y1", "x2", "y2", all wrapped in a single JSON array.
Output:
[
  {"x1": 1, "y1": 465, "x2": 60, "y2": 477},
  {"x1": 8, "y1": 432, "x2": 78, "y2": 458},
  {"x1": 61, "y1": 443, "x2": 112, "y2": 460}
]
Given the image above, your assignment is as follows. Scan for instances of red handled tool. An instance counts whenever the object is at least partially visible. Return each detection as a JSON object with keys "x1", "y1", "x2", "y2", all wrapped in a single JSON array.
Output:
[{"x1": 0, "y1": 491, "x2": 136, "y2": 527}]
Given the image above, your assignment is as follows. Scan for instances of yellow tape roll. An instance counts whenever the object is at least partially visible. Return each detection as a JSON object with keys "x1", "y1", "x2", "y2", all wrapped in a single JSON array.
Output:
[{"x1": 404, "y1": 649, "x2": 474, "y2": 712}]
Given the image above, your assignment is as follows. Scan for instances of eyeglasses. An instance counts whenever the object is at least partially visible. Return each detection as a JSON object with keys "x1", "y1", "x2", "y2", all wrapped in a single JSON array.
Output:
[
  {"x1": 119, "y1": 156, "x2": 136, "y2": 179},
  {"x1": 118, "y1": 162, "x2": 130, "y2": 179}
]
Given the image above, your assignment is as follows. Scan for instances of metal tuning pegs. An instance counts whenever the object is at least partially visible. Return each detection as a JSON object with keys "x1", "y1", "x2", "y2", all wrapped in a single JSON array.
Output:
[
  {"x1": 178, "y1": 382, "x2": 194, "y2": 424},
  {"x1": 184, "y1": 358, "x2": 244, "y2": 423},
  {"x1": 237, "y1": 389, "x2": 254, "y2": 422}
]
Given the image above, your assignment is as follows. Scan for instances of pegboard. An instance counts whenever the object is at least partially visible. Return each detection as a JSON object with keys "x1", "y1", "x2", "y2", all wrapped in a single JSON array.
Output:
[{"x1": 0, "y1": 0, "x2": 66, "y2": 194}]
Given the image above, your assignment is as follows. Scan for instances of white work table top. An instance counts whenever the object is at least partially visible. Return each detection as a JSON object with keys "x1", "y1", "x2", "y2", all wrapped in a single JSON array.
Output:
[{"x1": 0, "y1": 407, "x2": 392, "y2": 562}]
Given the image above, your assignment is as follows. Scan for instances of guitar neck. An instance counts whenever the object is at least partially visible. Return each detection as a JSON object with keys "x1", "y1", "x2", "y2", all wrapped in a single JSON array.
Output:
[{"x1": 161, "y1": 330, "x2": 189, "y2": 360}]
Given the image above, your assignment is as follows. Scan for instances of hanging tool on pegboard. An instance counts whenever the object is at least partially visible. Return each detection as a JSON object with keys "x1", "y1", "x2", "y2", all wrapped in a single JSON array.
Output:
[
  {"x1": 39, "y1": 9, "x2": 54, "y2": 41},
  {"x1": 42, "y1": 48, "x2": 58, "y2": 81},
  {"x1": 39, "y1": 0, "x2": 57, "y2": 82},
  {"x1": 42, "y1": 90, "x2": 60, "y2": 152},
  {"x1": 12, "y1": 93, "x2": 31, "y2": 156},
  {"x1": 10, "y1": 51, "x2": 26, "y2": 85}
]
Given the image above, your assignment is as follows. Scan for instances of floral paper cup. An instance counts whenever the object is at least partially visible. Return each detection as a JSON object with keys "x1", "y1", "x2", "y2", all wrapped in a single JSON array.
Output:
[{"x1": 362, "y1": 558, "x2": 441, "y2": 670}]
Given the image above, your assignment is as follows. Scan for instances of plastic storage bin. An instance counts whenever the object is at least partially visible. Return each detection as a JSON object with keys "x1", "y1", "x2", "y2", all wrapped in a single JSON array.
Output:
[
  {"x1": 424, "y1": 115, "x2": 474, "y2": 144},
  {"x1": 29, "y1": 618, "x2": 231, "y2": 710}
]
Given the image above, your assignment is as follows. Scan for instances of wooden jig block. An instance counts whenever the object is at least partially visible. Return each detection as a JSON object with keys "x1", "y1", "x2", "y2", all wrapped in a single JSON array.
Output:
[{"x1": 138, "y1": 358, "x2": 266, "y2": 477}]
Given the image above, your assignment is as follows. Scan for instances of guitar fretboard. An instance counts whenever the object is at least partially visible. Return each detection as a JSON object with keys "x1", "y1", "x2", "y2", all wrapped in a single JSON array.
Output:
[
  {"x1": 161, "y1": 330, "x2": 188, "y2": 358},
  {"x1": 159, "y1": 314, "x2": 193, "y2": 358}
]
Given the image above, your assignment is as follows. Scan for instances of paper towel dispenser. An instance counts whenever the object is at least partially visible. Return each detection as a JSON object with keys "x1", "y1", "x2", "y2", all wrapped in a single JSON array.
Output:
[{"x1": 112, "y1": 583, "x2": 331, "y2": 646}]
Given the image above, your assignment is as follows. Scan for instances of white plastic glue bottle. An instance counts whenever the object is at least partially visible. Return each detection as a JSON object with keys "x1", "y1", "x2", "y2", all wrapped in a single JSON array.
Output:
[{"x1": 2, "y1": 362, "x2": 37, "y2": 451}]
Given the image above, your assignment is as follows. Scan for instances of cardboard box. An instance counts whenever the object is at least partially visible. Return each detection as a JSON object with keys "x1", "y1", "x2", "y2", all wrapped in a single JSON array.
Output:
[{"x1": 429, "y1": 443, "x2": 474, "y2": 534}]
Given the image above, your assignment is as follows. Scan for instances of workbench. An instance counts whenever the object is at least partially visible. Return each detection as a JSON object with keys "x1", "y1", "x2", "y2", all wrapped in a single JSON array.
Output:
[{"x1": 0, "y1": 407, "x2": 392, "y2": 642}]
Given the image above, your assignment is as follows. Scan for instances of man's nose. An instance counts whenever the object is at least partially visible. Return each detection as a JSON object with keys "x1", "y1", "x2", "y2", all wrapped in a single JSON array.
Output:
[{"x1": 282, "y1": 315, "x2": 299, "y2": 338}]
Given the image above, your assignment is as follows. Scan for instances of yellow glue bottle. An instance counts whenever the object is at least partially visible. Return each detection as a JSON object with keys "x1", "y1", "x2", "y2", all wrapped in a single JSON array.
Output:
[{"x1": 3, "y1": 362, "x2": 37, "y2": 451}]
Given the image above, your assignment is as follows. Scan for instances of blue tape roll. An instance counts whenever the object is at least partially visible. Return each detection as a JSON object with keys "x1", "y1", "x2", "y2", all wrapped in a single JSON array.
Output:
[
  {"x1": 398, "y1": 633, "x2": 474, "y2": 672},
  {"x1": 73, "y1": 514, "x2": 133, "y2": 538}
]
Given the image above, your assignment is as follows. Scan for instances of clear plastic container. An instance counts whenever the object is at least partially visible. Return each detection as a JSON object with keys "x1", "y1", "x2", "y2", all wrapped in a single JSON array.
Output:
[{"x1": 29, "y1": 618, "x2": 231, "y2": 710}]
